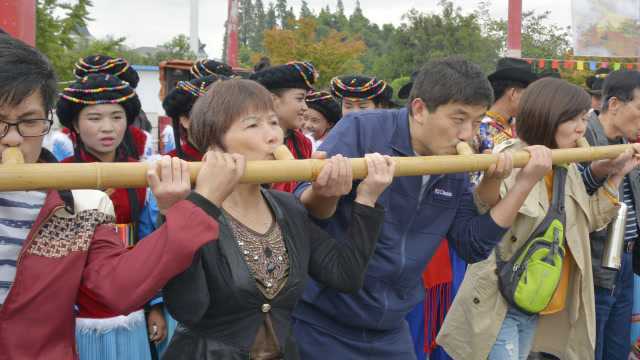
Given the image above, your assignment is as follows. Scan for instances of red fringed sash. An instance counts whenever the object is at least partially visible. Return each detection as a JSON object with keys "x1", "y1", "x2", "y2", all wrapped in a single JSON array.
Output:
[{"x1": 422, "y1": 239, "x2": 453, "y2": 354}]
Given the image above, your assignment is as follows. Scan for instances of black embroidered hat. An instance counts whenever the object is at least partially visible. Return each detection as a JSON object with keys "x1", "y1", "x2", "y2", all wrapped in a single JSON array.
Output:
[
  {"x1": 330, "y1": 75, "x2": 391, "y2": 103},
  {"x1": 190, "y1": 59, "x2": 236, "y2": 78},
  {"x1": 162, "y1": 74, "x2": 226, "y2": 157},
  {"x1": 305, "y1": 91, "x2": 341, "y2": 125},
  {"x1": 74, "y1": 55, "x2": 140, "y2": 89},
  {"x1": 56, "y1": 73, "x2": 141, "y2": 130},
  {"x1": 249, "y1": 61, "x2": 318, "y2": 91}
]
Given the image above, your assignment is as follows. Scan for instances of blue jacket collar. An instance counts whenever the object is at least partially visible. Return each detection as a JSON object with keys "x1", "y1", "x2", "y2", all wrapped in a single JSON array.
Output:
[{"x1": 391, "y1": 108, "x2": 414, "y2": 156}]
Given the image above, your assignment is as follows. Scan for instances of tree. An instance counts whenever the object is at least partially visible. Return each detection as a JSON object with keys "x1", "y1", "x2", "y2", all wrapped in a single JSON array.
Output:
[
  {"x1": 251, "y1": 0, "x2": 267, "y2": 50},
  {"x1": 275, "y1": 0, "x2": 289, "y2": 28},
  {"x1": 371, "y1": 1, "x2": 501, "y2": 80},
  {"x1": 148, "y1": 35, "x2": 198, "y2": 64},
  {"x1": 238, "y1": 0, "x2": 255, "y2": 47},
  {"x1": 336, "y1": 0, "x2": 345, "y2": 17},
  {"x1": 36, "y1": 0, "x2": 94, "y2": 80},
  {"x1": 261, "y1": 18, "x2": 367, "y2": 87},
  {"x1": 300, "y1": 0, "x2": 313, "y2": 18},
  {"x1": 265, "y1": 2, "x2": 278, "y2": 29},
  {"x1": 476, "y1": 0, "x2": 571, "y2": 59}
]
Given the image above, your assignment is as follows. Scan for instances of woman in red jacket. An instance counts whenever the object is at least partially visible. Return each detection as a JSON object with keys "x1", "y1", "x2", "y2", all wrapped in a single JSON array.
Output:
[
  {"x1": 0, "y1": 33, "x2": 236, "y2": 360},
  {"x1": 56, "y1": 73, "x2": 165, "y2": 360}
]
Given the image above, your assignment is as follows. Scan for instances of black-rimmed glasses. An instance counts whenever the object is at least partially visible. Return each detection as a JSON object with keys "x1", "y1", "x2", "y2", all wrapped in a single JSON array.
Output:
[{"x1": 0, "y1": 118, "x2": 53, "y2": 138}]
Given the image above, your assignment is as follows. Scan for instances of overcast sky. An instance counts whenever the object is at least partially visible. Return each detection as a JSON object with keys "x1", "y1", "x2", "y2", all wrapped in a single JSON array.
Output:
[{"x1": 85, "y1": 0, "x2": 572, "y2": 61}]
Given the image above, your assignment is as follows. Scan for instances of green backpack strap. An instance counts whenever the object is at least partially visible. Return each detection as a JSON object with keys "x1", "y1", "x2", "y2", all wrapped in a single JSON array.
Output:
[
  {"x1": 496, "y1": 165, "x2": 568, "y2": 264},
  {"x1": 495, "y1": 165, "x2": 570, "y2": 314}
]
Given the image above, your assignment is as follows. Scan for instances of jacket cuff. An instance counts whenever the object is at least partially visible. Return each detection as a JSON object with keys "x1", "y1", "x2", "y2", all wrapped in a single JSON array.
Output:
[
  {"x1": 477, "y1": 212, "x2": 509, "y2": 247},
  {"x1": 186, "y1": 192, "x2": 222, "y2": 219},
  {"x1": 352, "y1": 200, "x2": 385, "y2": 219}
]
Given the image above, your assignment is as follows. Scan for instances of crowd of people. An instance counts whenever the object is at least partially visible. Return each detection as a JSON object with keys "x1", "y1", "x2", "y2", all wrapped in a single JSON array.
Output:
[{"x1": 2, "y1": 30, "x2": 640, "y2": 360}]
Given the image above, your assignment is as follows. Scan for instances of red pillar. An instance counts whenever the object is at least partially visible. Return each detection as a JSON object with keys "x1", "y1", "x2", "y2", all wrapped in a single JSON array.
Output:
[
  {"x1": 0, "y1": 0, "x2": 36, "y2": 46},
  {"x1": 506, "y1": 0, "x2": 522, "y2": 58},
  {"x1": 226, "y1": 0, "x2": 239, "y2": 67}
]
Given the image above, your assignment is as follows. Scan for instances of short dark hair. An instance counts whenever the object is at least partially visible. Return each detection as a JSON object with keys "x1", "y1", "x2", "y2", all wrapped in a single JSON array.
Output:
[
  {"x1": 190, "y1": 79, "x2": 275, "y2": 152},
  {"x1": 408, "y1": 57, "x2": 493, "y2": 114},
  {"x1": 490, "y1": 79, "x2": 527, "y2": 102},
  {"x1": 601, "y1": 70, "x2": 640, "y2": 113},
  {"x1": 517, "y1": 78, "x2": 590, "y2": 149},
  {"x1": 0, "y1": 35, "x2": 57, "y2": 114}
]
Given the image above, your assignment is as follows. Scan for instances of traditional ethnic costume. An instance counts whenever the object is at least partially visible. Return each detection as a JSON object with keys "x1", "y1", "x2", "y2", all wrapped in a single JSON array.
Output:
[
  {"x1": 304, "y1": 91, "x2": 341, "y2": 152},
  {"x1": 162, "y1": 75, "x2": 226, "y2": 161},
  {"x1": 72, "y1": 55, "x2": 153, "y2": 159},
  {"x1": 56, "y1": 74, "x2": 160, "y2": 360},
  {"x1": 330, "y1": 74, "x2": 396, "y2": 109},
  {"x1": 250, "y1": 61, "x2": 318, "y2": 192},
  {"x1": 473, "y1": 57, "x2": 538, "y2": 155},
  {"x1": 190, "y1": 59, "x2": 236, "y2": 79}
]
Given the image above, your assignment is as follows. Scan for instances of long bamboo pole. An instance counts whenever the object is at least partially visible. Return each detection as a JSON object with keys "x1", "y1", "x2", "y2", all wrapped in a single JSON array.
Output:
[{"x1": 0, "y1": 142, "x2": 631, "y2": 191}]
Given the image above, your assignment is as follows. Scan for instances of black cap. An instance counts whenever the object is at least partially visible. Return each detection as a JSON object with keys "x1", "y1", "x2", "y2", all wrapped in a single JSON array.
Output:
[
  {"x1": 398, "y1": 70, "x2": 419, "y2": 99},
  {"x1": 488, "y1": 57, "x2": 538, "y2": 85},
  {"x1": 586, "y1": 68, "x2": 611, "y2": 95}
]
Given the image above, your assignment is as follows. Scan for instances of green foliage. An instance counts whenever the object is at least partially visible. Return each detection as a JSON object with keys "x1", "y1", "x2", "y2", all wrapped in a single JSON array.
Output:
[
  {"x1": 476, "y1": 1, "x2": 571, "y2": 59},
  {"x1": 374, "y1": 2, "x2": 501, "y2": 80},
  {"x1": 36, "y1": 0, "x2": 93, "y2": 81},
  {"x1": 36, "y1": 0, "x2": 197, "y2": 82},
  {"x1": 300, "y1": 0, "x2": 313, "y2": 18},
  {"x1": 147, "y1": 35, "x2": 197, "y2": 64},
  {"x1": 262, "y1": 18, "x2": 367, "y2": 87},
  {"x1": 236, "y1": 0, "x2": 573, "y2": 84},
  {"x1": 36, "y1": 0, "x2": 580, "y2": 88},
  {"x1": 390, "y1": 76, "x2": 411, "y2": 105}
]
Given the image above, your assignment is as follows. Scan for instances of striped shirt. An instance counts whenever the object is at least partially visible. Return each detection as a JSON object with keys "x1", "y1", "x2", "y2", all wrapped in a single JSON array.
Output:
[
  {"x1": 622, "y1": 177, "x2": 639, "y2": 241},
  {"x1": 0, "y1": 191, "x2": 46, "y2": 305}
]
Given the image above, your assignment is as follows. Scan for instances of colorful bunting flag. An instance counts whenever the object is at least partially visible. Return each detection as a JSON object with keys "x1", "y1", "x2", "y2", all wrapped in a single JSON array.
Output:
[
  {"x1": 538, "y1": 59, "x2": 546, "y2": 69},
  {"x1": 521, "y1": 58, "x2": 640, "y2": 72}
]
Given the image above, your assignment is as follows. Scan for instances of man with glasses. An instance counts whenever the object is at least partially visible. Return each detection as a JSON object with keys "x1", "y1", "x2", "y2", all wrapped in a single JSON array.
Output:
[{"x1": 0, "y1": 34, "x2": 229, "y2": 359}]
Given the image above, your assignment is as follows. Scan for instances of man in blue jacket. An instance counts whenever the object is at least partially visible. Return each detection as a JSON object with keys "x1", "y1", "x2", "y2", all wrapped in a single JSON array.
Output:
[{"x1": 292, "y1": 57, "x2": 551, "y2": 358}]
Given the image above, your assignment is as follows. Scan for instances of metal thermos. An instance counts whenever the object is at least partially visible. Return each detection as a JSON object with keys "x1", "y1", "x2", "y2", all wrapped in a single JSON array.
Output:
[{"x1": 602, "y1": 202, "x2": 628, "y2": 270}]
